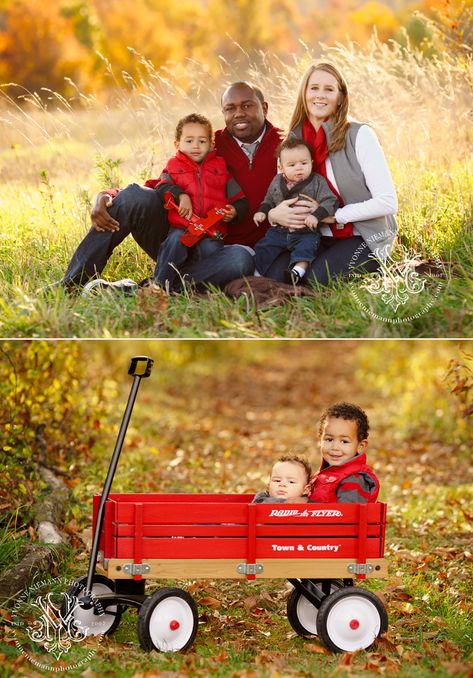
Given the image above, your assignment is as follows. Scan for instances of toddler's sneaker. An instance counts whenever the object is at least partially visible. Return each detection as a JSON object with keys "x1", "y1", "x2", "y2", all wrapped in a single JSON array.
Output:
[{"x1": 81, "y1": 278, "x2": 138, "y2": 296}]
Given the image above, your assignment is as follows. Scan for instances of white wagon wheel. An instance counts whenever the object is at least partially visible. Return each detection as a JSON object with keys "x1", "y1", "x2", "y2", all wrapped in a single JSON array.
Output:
[
  {"x1": 316, "y1": 587, "x2": 388, "y2": 653},
  {"x1": 137, "y1": 588, "x2": 198, "y2": 652},
  {"x1": 63, "y1": 574, "x2": 121, "y2": 637}
]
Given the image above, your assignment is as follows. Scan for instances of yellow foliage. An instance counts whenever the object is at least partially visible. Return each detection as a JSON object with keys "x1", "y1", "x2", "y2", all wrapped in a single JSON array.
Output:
[
  {"x1": 0, "y1": 0, "x2": 471, "y2": 97},
  {"x1": 349, "y1": 1, "x2": 398, "y2": 43},
  {"x1": 356, "y1": 341, "x2": 473, "y2": 444},
  {"x1": 0, "y1": 0, "x2": 94, "y2": 95},
  {"x1": 0, "y1": 341, "x2": 113, "y2": 522}
]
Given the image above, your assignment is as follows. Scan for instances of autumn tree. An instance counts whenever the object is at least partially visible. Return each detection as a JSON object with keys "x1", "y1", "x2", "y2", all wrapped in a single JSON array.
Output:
[
  {"x1": 0, "y1": 0, "x2": 95, "y2": 96},
  {"x1": 91, "y1": 0, "x2": 207, "y2": 85},
  {"x1": 205, "y1": 0, "x2": 302, "y2": 64}
]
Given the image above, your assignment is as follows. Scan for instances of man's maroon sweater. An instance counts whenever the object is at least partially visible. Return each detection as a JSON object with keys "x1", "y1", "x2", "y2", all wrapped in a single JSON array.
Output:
[{"x1": 214, "y1": 121, "x2": 282, "y2": 247}]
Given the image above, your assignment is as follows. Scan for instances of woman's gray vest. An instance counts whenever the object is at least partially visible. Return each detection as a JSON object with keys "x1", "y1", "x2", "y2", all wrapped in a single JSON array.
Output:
[{"x1": 291, "y1": 121, "x2": 397, "y2": 256}]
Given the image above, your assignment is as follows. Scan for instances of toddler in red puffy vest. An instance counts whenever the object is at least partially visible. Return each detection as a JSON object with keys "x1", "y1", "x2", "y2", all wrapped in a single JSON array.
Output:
[
  {"x1": 153, "y1": 113, "x2": 248, "y2": 290},
  {"x1": 310, "y1": 402, "x2": 379, "y2": 503}
]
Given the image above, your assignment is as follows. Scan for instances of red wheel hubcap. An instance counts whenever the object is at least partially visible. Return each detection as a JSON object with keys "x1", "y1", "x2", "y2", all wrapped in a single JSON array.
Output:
[
  {"x1": 349, "y1": 619, "x2": 360, "y2": 630},
  {"x1": 169, "y1": 620, "x2": 180, "y2": 631}
]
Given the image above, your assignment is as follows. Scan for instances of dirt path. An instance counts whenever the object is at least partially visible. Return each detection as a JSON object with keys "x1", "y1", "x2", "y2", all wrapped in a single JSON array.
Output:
[{"x1": 111, "y1": 342, "x2": 366, "y2": 495}]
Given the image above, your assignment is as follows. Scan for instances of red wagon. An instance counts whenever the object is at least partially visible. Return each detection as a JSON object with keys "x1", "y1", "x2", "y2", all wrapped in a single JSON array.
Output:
[{"x1": 65, "y1": 357, "x2": 388, "y2": 654}]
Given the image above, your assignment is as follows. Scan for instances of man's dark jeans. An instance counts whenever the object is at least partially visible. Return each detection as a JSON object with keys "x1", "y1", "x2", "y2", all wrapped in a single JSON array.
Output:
[
  {"x1": 62, "y1": 183, "x2": 254, "y2": 290},
  {"x1": 154, "y1": 227, "x2": 226, "y2": 291}
]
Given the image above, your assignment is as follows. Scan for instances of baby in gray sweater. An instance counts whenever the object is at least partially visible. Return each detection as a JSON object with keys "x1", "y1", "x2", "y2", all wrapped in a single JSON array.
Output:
[{"x1": 254, "y1": 137, "x2": 338, "y2": 285}]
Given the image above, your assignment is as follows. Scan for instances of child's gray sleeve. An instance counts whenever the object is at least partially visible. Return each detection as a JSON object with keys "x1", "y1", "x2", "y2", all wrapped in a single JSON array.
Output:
[
  {"x1": 155, "y1": 171, "x2": 185, "y2": 201},
  {"x1": 336, "y1": 473, "x2": 378, "y2": 504},
  {"x1": 252, "y1": 491, "x2": 286, "y2": 504},
  {"x1": 311, "y1": 176, "x2": 339, "y2": 222},
  {"x1": 258, "y1": 177, "x2": 281, "y2": 217}
]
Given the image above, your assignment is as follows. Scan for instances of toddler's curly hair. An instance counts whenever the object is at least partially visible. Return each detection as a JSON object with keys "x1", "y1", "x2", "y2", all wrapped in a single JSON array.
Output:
[
  {"x1": 318, "y1": 402, "x2": 369, "y2": 441},
  {"x1": 175, "y1": 113, "x2": 213, "y2": 142}
]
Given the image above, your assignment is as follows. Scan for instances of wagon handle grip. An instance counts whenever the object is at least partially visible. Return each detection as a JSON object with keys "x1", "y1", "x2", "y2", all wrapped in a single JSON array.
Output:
[
  {"x1": 84, "y1": 356, "x2": 153, "y2": 601},
  {"x1": 128, "y1": 356, "x2": 154, "y2": 378}
]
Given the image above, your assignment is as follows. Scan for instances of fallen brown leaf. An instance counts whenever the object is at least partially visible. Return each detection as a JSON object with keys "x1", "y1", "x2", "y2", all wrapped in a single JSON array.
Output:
[
  {"x1": 442, "y1": 662, "x2": 473, "y2": 677},
  {"x1": 303, "y1": 641, "x2": 330, "y2": 654},
  {"x1": 199, "y1": 596, "x2": 220, "y2": 609},
  {"x1": 137, "y1": 284, "x2": 169, "y2": 314}
]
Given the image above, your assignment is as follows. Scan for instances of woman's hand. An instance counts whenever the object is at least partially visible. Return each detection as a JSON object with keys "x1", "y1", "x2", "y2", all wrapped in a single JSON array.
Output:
[
  {"x1": 91, "y1": 192, "x2": 120, "y2": 232},
  {"x1": 268, "y1": 197, "x2": 315, "y2": 229}
]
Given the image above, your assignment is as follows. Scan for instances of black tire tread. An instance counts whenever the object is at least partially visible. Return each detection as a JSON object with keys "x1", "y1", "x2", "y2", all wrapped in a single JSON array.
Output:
[
  {"x1": 316, "y1": 587, "x2": 388, "y2": 653},
  {"x1": 137, "y1": 587, "x2": 198, "y2": 653},
  {"x1": 286, "y1": 579, "x2": 344, "y2": 637},
  {"x1": 65, "y1": 574, "x2": 122, "y2": 637}
]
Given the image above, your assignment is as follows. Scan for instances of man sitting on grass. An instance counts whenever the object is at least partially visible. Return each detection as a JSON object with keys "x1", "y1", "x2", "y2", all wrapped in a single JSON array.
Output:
[{"x1": 60, "y1": 81, "x2": 282, "y2": 294}]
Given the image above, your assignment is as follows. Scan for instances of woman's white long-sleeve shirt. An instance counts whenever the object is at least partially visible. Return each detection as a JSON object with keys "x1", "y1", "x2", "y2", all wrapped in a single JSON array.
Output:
[{"x1": 320, "y1": 124, "x2": 398, "y2": 237}]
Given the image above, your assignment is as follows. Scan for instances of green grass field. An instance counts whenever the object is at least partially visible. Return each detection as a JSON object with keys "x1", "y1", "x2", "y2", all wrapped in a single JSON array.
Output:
[{"x1": 0, "y1": 40, "x2": 472, "y2": 337}]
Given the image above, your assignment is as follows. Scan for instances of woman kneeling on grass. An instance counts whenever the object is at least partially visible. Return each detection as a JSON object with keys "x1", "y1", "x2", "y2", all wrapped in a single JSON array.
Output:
[{"x1": 263, "y1": 62, "x2": 398, "y2": 286}]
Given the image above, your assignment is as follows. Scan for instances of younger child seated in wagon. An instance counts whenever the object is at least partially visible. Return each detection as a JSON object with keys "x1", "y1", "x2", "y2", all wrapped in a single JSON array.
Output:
[
  {"x1": 252, "y1": 456, "x2": 313, "y2": 504},
  {"x1": 253, "y1": 402, "x2": 379, "y2": 504}
]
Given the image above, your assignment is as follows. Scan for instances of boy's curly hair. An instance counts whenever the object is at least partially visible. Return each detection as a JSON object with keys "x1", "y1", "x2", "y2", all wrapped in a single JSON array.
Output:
[
  {"x1": 318, "y1": 402, "x2": 369, "y2": 441},
  {"x1": 175, "y1": 113, "x2": 213, "y2": 142},
  {"x1": 276, "y1": 455, "x2": 312, "y2": 483}
]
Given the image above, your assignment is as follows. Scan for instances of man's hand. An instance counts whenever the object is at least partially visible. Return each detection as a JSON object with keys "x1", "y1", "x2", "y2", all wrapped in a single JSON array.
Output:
[
  {"x1": 268, "y1": 197, "x2": 314, "y2": 229},
  {"x1": 221, "y1": 204, "x2": 237, "y2": 223},
  {"x1": 253, "y1": 211, "x2": 266, "y2": 226},
  {"x1": 91, "y1": 192, "x2": 120, "y2": 232},
  {"x1": 178, "y1": 194, "x2": 193, "y2": 219}
]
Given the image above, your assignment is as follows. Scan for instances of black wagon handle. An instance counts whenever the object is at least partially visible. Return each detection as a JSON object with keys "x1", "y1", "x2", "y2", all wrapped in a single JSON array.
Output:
[
  {"x1": 84, "y1": 356, "x2": 154, "y2": 598},
  {"x1": 128, "y1": 356, "x2": 154, "y2": 378}
]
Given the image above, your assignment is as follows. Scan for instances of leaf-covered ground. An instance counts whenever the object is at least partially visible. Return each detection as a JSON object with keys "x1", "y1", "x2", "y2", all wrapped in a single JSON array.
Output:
[{"x1": 1, "y1": 342, "x2": 472, "y2": 677}]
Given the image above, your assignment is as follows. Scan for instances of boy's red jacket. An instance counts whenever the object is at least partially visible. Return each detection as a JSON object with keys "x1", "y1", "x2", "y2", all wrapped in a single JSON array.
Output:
[
  {"x1": 310, "y1": 453, "x2": 380, "y2": 503},
  {"x1": 150, "y1": 150, "x2": 247, "y2": 233}
]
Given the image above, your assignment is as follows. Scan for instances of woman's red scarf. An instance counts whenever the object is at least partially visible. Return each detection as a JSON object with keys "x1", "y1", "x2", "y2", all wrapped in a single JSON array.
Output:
[{"x1": 302, "y1": 118, "x2": 353, "y2": 238}]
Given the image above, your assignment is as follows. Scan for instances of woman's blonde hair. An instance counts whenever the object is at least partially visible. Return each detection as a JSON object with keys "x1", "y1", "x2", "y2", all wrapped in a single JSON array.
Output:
[{"x1": 287, "y1": 62, "x2": 350, "y2": 153}]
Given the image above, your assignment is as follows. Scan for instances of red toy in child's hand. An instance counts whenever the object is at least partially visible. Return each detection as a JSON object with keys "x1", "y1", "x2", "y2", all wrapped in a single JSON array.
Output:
[{"x1": 163, "y1": 191, "x2": 227, "y2": 247}]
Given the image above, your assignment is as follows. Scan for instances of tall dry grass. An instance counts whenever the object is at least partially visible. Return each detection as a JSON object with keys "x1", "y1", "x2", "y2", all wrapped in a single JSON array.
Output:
[{"x1": 1, "y1": 36, "x2": 471, "y2": 183}]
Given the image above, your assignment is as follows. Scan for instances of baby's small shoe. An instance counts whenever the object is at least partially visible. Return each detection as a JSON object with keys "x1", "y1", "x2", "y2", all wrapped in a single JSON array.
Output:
[{"x1": 284, "y1": 268, "x2": 304, "y2": 285}]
